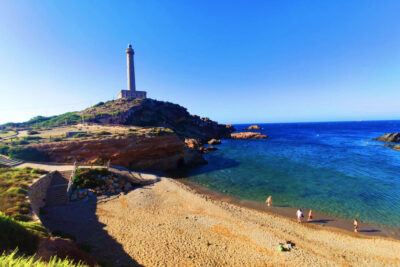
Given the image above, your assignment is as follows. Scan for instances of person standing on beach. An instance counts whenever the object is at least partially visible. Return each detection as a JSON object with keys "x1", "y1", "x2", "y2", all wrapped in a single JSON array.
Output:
[
  {"x1": 354, "y1": 218, "x2": 359, "y2": 233},
  {"x1": 266, "y1": 195, "x2": 272, "y2": 207},
  {"x1": 308, "y1": 209, "x2": 313, "y2": 221},
  {"x1": 296, "y1": 209, "x2": 303, "y2": 223}
]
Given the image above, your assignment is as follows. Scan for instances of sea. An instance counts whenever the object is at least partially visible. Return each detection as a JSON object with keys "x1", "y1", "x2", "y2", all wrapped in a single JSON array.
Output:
[{"x1": 183, "y1": 121, "x2": 400, "y2": 229}]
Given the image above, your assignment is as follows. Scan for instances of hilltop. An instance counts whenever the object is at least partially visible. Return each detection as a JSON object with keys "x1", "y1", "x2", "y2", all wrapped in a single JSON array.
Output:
[{"x1": 3, "y1": 98, "x2": 234, "y2": 142}]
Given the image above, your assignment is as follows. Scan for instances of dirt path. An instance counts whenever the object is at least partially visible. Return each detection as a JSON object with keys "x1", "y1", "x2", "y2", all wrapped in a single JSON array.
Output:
[{"x1": 79, "y1": 177, "x2": 400, "y2": 266}]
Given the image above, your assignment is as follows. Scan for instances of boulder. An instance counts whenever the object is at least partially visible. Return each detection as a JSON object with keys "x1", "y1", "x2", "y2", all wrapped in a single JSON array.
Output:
[
  {"x1": 202, "y1": 146, "x2": 218, "y2": 154},
  {"x1": 245, "y1": 125, "x2": 262, "y2": 130},
  {"x1": 231, "y1": 132, "x2": 268, "y2": 139},
  {"x1": 185, "y1": 138, "x2": 202, "y2": 149},
  {"x1": 208, "y1": 139, "x2": 221, "y2": 145},
  {"x1": 37, "y1": 237, "x2": 97, "y2": 267},
  {"x1": 374, "y1": 133, "x2": 400, "y2": 143}
]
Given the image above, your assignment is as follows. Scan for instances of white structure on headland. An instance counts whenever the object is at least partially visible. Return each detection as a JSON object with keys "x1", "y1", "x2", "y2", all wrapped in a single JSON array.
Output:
[{"x1": 118, "y1": 44, "x2": 147, "y2": 99}]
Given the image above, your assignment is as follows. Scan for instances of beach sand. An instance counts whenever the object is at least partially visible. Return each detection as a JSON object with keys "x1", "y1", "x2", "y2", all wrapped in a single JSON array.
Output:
[{"x1": 85, "y1": 177, "x2": 400, "y2": 266}]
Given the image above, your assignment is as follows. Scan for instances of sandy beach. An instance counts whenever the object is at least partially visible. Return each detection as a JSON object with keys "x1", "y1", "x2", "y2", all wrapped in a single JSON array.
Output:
[{"x1": 42, "y1": 175, "x2": 400, "y2": 266}]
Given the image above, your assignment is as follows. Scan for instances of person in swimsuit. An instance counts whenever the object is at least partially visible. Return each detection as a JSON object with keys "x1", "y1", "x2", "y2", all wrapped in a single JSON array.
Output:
[
  {"x1": 354, "y1": 218, "x2": 359, "y2": 233},
  {"x1": 266, "y1": 195, "x2": 272, "y2": 207},
  {"x1": 296, "y1": 209, "x2": 303, "y2": 223},
  {"x1": 308, "y1": 209, "x2": 313, "y2": 221}
]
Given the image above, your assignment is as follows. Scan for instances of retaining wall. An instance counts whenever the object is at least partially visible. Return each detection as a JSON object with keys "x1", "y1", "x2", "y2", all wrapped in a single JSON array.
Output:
[{"x1": 28, "y1": 171, "x2": 55, "y2": 220}]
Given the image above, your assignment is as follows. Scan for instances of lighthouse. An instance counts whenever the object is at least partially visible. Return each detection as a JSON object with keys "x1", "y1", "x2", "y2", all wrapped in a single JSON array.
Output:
[{"x1": 118, "y1": 44, "x2": 147, "y2": 99}]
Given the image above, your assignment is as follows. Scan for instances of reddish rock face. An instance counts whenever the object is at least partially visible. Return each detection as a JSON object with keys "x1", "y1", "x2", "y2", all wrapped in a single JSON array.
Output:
[
  {"x1": 37, "y1": 237, "x2": 97, "y2": 266},
  {"x1": 31, "y1": 134, "x2": 204, "y2": 171},
  {"x1": 230, "y1": 132, "x2": 268, "y2": 139}
]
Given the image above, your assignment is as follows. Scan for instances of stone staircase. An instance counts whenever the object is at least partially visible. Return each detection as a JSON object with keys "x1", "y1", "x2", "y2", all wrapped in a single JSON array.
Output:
[
  {"x1": 0, "y1": 155, "x2": 23, "y2": 167},
  {"x1": 45, "y1": 171, "x2": 72, "y2": 207}
]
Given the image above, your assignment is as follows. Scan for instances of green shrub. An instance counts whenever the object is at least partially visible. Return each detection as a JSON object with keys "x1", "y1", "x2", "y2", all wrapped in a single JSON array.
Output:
[
  {"x1": 0, "y1": 145, "x2": 9, "y2": 155},
  {"x1": 7, "y1": 147, "x2": 50, "y2": 162},
  {"x1": 73, "y1": 168, "x2": 109, "y2": 189},
  {"x1": 73, "y1": 133, "x2": 87, "y2": 138},
  {"x1": 27, "y1": 130, "x2": 39, "y2": 135},
  {"x1": 150, "y1": 128, "x2": 174, "y2": 136},
  {"x1": 95, "y1": 131, "x2": 111, "y2": 136}
]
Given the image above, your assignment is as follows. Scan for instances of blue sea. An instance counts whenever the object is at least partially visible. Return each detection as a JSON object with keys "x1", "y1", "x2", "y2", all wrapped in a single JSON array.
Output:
[{"x1": 184, "y1": 121, "x2": 400, "y2": 229}]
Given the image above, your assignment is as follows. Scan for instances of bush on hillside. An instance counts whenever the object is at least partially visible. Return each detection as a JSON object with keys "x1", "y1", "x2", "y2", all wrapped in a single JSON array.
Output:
[
  {"x1": 73, "y1": 133, "x2": 87, "y2": 138},
  {"x1": 7, "y1": 147, "x2": 50, "y2": 162},
  {"x1": 27, "y1": 130, "x2": 39, "y2": 135},
  {"x1": 95, "y1": 131, "x2": 111, "y2": 136}
]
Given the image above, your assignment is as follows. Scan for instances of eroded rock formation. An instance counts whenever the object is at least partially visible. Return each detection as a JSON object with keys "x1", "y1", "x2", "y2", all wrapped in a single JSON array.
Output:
[
  {"x1": 231, "y1": 132, "x2": 268, "y2": 139},
  {"x1": 30, "y1": 134, "x2": 205, "y2": 172}
]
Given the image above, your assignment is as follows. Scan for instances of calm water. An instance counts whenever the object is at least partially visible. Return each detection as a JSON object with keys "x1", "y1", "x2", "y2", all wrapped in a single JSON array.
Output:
[{"x1": 184, "y1": 121, "x2": 400, "y2": 228}]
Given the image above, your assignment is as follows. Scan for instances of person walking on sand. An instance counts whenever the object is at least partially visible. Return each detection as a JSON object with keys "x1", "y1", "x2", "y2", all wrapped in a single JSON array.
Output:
[
  {"x1": 296, "y1": 209, "x2": 303, "y2": 223},
  {"x1": 308, "y1": 209, "x2": 313, "y2": 222},
  {"x1": 266, "y1": 196, "x2": 272, "y2": 207},
  {"x1": 354, "y1": 218, "x2": 359, "y2": 233}
]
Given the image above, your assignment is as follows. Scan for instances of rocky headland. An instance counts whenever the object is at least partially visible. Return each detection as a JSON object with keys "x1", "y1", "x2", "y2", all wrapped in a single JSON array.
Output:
[
  {"x1": 374, "y1": 132, "x2": 400, "y2": 143},
  {"x1": 231, "y1": 132, "x2": 268, "y2": 139},
  {"x1": 374, "y1": 132, "x2": 400, "y2": 152}
]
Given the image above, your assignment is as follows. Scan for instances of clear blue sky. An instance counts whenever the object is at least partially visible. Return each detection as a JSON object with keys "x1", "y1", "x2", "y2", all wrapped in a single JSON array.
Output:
[{"x1": 1, "y1": 1, "x2": 400, "y2": 124}]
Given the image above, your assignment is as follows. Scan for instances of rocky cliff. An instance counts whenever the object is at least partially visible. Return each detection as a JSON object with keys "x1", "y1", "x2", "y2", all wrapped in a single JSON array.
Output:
[
  {"x1": 30, "y1": 134, "x2": 205, "y2": 172},
  {"x1": 374, "y1": 133, "x2": 400, "y2": 143},
  {"x1": 79, "y1": 98, "x2": 234, "y2": 142}
]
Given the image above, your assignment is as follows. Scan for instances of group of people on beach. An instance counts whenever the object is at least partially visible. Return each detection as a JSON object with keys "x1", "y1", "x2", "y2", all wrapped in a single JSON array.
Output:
[{"x1": 266, "y1": 196, "x2": 359, "y2": 232}]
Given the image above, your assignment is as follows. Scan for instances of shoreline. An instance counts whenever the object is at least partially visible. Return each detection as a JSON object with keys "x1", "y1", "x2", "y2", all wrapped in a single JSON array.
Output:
[{"x1": 178, "y1": 178, "x2": 400, "y2": 241}]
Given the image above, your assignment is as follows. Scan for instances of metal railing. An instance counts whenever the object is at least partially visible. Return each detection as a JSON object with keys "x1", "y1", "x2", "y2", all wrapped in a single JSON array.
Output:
[{"x1": 66, "y1": 161, "x2": 77, "y2": 202}]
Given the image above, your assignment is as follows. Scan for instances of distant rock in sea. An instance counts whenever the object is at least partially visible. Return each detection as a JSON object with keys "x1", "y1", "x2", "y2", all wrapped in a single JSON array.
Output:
[
  {"x1": 374, "y1": 133, "x2": 400, "y2": 143},
  {"x1": 231, "y1": 132, "x2": 268, "y2": 139},
  {"x1": 245, "y1": 125, "x2": 262, "y2": 130}
]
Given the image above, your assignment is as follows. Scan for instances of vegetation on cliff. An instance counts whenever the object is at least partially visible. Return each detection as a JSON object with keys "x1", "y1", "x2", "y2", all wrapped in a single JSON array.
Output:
[
  {"x1": 0, "y1": 168, "x2": 47, "y2": 221},
  {"x1": 0, "y1": 168, "x2": 48, "y2": 255}
]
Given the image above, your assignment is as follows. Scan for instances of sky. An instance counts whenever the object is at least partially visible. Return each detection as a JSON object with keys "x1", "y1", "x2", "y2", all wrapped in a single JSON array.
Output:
[{"x1": 0, "y1": 1, "x2": 400, "y2": 124}]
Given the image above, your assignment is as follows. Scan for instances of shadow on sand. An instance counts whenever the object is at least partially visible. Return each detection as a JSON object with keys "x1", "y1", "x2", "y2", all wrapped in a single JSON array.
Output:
[
  {"x1": 359, "y1": 229, "x2": 381, "y2": 233},
  {"x1": 40, "y1": 180, "x2": 159, "y2": 267},
  {"x1": 308, "y1": 219, "x2": 334, "y2": 224}
]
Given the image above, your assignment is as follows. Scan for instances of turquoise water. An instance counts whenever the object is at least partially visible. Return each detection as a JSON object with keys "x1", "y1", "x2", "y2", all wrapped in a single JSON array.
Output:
[{"x1": 184, "y1": 121, "x2": 400, "y2": 228}]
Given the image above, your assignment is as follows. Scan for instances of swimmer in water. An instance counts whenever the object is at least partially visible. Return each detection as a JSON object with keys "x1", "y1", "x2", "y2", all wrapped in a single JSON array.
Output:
[{"x1": 266, "y1": 195, "x2": 272, "y2": 207}]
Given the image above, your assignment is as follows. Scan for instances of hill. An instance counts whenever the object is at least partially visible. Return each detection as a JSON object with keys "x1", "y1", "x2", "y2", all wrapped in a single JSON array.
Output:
[{"x1": 3, "y1": 98, "x2": 234, "y2": 142}]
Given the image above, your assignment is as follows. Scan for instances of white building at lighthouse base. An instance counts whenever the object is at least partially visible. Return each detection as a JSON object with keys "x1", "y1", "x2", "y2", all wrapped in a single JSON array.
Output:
[{"x1": 118, "y1": 90, "x2": 147, "y2": 99}]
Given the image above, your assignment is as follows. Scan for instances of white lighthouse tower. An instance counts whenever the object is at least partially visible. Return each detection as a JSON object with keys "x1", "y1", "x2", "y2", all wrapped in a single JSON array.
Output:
[{"x1": 118, "y1": 44, "x2": 147, "y2": 99}]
